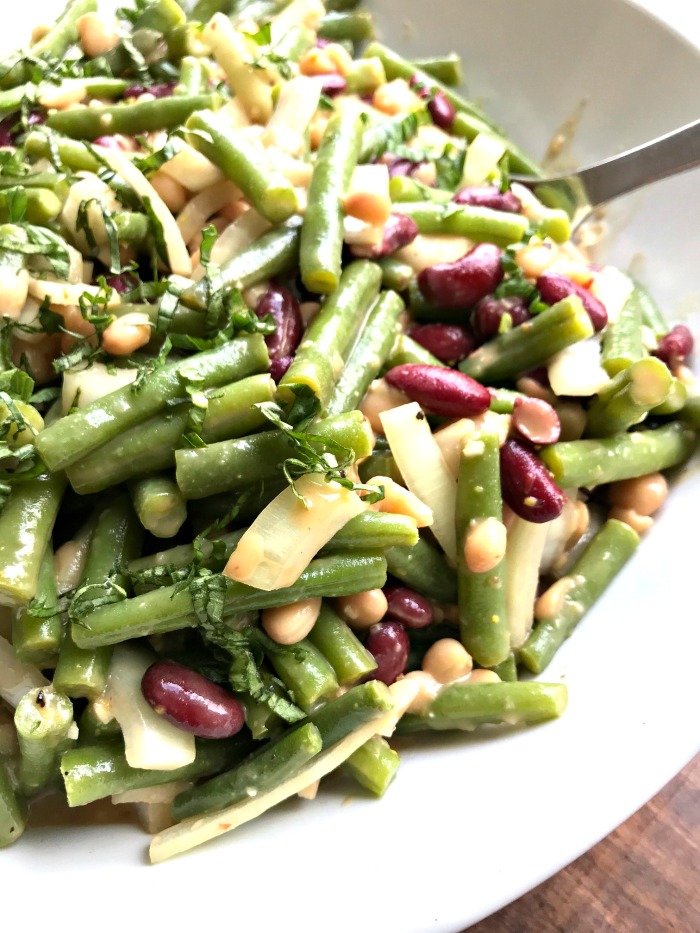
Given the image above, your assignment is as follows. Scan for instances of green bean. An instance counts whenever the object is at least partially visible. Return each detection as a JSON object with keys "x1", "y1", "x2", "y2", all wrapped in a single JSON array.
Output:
[
  {"x1": 652, "y1": 378, "x2": 687, "y2": 416},
  {"x1": 681, "y1": 393, "x2": 700, "y2": 429},
  {"x1": 265, "y1": 640, "x2": 339, "y2": 712},
  {"x1": 396, "y1": 201, "x2": 528, "y2": 246},
  {"x1": 61, "y1": 738, "x2": 243, "y2": 807},
  {"x1": 585, "y1": 357, "x2": 672, "y2": 437},
  {"x1": 385, "y1": 332, "x2": 445, "y2": 369},
  {"x1": 632, "y1": 276, "x2": 668, "y2": 338},
  {"x1": 385, "y1": 537, "x2": 458, "y2": 604},
  {"x1": 411, "y1": 54, "x2": 463, "y2": 86},
  {"x1": 539, "y1": 422, "x2": 697, "y2": 489},
  {"x1": 488, "y1": 387, "x2": 523, "y2": 414},
  {"x1": 357, "y1": 450, "x2": 401, "y2": 484},
  {"x1": 14, "y1": 687, "x2": 76, "y2": 796},
  {"x1": 364, "y1": 41, "x2": 543, "y2": 177},
  {"x1": 37, "y1": 334, "x2": 269, "y2": 472},
  {"x1": 345, "y1": 735, "x2": 399, "y2": 796},
  {"x1": 0, "y1": 187, "x2": 63, "y2": 226},
  {"x1": 280, "y1": 260, "x2": 382, "y2": 410},
  {"x1": 304, "y1": 679, "x2": 392, "y2": 748},
  {"x1": 456, "y1": 428, "x2": 509, "y2": 668},
  {"x1": 489, "y1": 652, "x2": 518, "y2": 682},
  {"x1": 0, "y1": 758, "x2": 25, "y2": 848},
  {"x1": 307, "y1": 603, "x2": 377, "y2": 684},
  {"x1": 301, "y1": 111, "x2": 363, "y2": 294},
  {"x1": 0, "y1": 472, "x2": 66, "y2": 607},
  {"x1": 321, "y1": 511, "x2": 419, "y2": 552},
  {"x1": 324, "y1": 0, "x2": 361, "y2": 10},
  {"x1": 345, "y1": 58, "x2": 385, "y2": 95},
  {"x1": 272, "y1": 24, "x2": 315, "y2": 62},
  {"x1": 325, "y1": 290, "x2": 404, "y2": 417},
  {"x1": 130, "y1": 473, "x2": 188, "y2": 539},
  {"x1": 180, "y1": 219, "x2": 301, "y2": 311},
  {"x1": 175, "y1": 56, "x2": 208, "y2": 96},
  {"x1": 377, "y1": 257, "x2": 415, "y2": 293},
  {"x1": 113, "y1": 211, "x2": 150, "y2": 248},
  {"x1": 47, "y1": 94, "x2": 220, "y2": 140},
  {"x1": 459, "y1": 296, "x2": 595, "y2": 384},
  {"x1": 186, "y1": 110, "x2": 299, "y2": 224},
  {"x1": 77, "y1": 703, "x2": 122, "y2": 744},
  {"x1": 0, "y1": 83, "x2": 34, "y2": 114},
  {"x1": 172, "y1": 723, "x2": 323, "y2": 820},
  {"x1": 389, "y1": 175, "x2": 453, "y2": 204},
  {"x1": 601, "y1": 283, "x2": 647, "y2": 376},
  {"x1": 55, "y1": 497, "x2": 143, "y2": 701},
  {"x1": 398, "y1": 681, "x2": 568, "y2": 733},
  {"x1": 190, "y1": 0, "x2": 234, "y2": 19},
  {"x1": 359, "y1": 109, "x2": 429, "y2": 163},
  {"x1": 318, "y1": 10, "x2": 374, "y2": 42},
  {"x1": 66, "y1": 374, "x2": 275, "y2": 494},
  {"x1": 519, "y1": 520, "x2": 640, "y2": 674},
  {"x1": 73, "y1": 552, "x2": 387, "y2": 648},
  {"x1": 11, "y1": 547, "x2": 63, "y2": 665},
  {"x1": 134, "y1": 0, "x2": 187, "y2": 34}
]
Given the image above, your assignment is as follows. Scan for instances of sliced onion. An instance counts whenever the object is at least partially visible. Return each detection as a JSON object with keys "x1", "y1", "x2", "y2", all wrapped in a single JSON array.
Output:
[
  {"x1": 505, "y1": 516, "x2": 549, "y2": 649},
  {"x1": 0, "y1": 635, "x2": 49, "y2": 708},
  {"x1": 548, "y1": 338, "x2": 610, "y2": 397},
  {"x1": 62, "y1": 361, "x2": 138, "y2": 414},
  {"x1": 589, "y1": 265, "x2": 634, "y2": 325}
]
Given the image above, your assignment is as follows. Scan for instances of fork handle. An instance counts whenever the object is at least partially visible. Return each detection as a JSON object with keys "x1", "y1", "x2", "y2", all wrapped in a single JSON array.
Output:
[{"x1": 578, "y1": 117, "x2": 700, "y2": 207}]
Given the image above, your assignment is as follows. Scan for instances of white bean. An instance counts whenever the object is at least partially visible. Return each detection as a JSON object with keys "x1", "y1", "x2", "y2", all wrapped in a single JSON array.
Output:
[{"x1": 261, "y1": 597, "x2": 322, "y2": 645}]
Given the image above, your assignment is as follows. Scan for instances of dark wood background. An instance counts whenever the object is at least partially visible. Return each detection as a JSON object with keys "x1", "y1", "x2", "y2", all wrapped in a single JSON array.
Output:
[{"x1": 465, "y1": 755, "x2": 699, "y2": 932}]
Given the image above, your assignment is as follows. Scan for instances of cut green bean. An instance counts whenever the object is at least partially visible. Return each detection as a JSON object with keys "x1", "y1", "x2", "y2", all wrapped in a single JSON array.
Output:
[
  {"x1": 585, "y1": 357, "x2": 672, "y2": 437},
  {"x1": 460, "y1": 296, "x2": 595, "y2": 384},
  {"x1": 318, "y1": 10, "x2": 374, "y2": 41},
  {"x1": 31, "y1": 0, "x2": 97, "y2": 59},
  {"x1": 37, "y1": 334, "x2": 269, "y2": 472},
  {"x1": 539, "y1": 422, "x2": 697, "y2": 489},
  {"x1": 175, "y1": 56, "x2": 208, "y2": 96},
  {"x1": 307, "y1": 603, "x2": 377, "y2": 684},
  {"x1": 301, "y1": 110, "x2": 363, "y2": 294},
  {"x1": 67, "y1": 374, "x2": 275, "y2": 495},
  {"x1": 11, "y1": 547, "x2": 63, "y2": 665},
  {"x1": 601, "y1": 283, "x2": 647, "y2": 376},
  {"x1": 61, "y1": 738, "x2": 243, "y2": 807},
  {"x1": 359, "y1": 109, "x2": 429, "y2": 163},
  {"x1": 55, "y1": 497, "x2": 143, "y2": 701},
  {"x1": 304, "y1": 679, "x2": 392, "y2": 748},
  {"x1": 519, "y1": 520, "x2": 640, "y2": 674},
  {"x1": 489, "y1": 652, "x2": 518, "y2": 682},
  {"x1": 280, "y1": 260, "x2": 382, "y2": 410},
  {"x1": 395, "y1": 201, "x2": 528, "y2": 246},
  {"x1": 175, "y1": 409, "x2": 373, "y2": 499},
  {"x1": 0, "y1": 758, "x2": 25, "y2": 848},
  {"x1": 633, "y1": 276, "x2": 668, "y2": 338},
  {"x1": 181, "y1": 219, "x2": 301, "y2": 311},
  {"x1": 345, "y1": 735, "x2": 399, "y2": 796},
  {"x1": 385, "y1": 537, "x2": 458, "y2": 604},
  {"x1": 385, "y1": 333, "x2": 445, "y2": 370},
  {"x1": 186, "y1": 109, "x2": 299, "y2": 224},
  {"x1": 265, "y1": 640, "x2": 339, "y2": 712},
  {"x1": 14, "y1": 687, "x2": 76, "y2": 796},
  {"x1": 172, "y1": 722, "x2": 323, "y2": 820},
  {"x1": 456, "y1": 429, "x2": 509, "y2": 668},
  {"x1": 0, "y1": 472, "x2": 66, "y2": 607},
  {"x1": 73, "y1": 552, "x2": 387, "y2": 648},
  {"x1": 321, "y1": 511, "x2": 419, "y2": 552},
  {"x1": 411, "y1": 54, "x2": 462, "y2": 86},
  {"x1": 398, "y1": 681, "x2": 568, "y2": 733},
  {"x1": 130, "y1": 473, "x2": 188, "y2": 539},
  {"x1": 377, "y1": 257, "x2": 414, "y2": 293},
  {"x1": 325, "y1": 290, "x2": 404, "y2": 417},
  {"x1": 0, "y1": 187, "x2": 63, "y2": 226},
  {"x1": 47, "y1": 94, "x2": 220, "y2": 140}
]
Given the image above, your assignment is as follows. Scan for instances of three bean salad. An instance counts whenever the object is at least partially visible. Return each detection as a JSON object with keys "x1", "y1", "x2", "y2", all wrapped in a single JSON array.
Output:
[{"x1": 0, "y1": 0, "x2": 697, "y2": 863}]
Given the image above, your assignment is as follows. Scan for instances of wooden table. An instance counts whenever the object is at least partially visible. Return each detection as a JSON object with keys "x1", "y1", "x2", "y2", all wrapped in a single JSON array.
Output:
[{"x1": 466, "y1": 754, "x2": 699, "y2": 932}]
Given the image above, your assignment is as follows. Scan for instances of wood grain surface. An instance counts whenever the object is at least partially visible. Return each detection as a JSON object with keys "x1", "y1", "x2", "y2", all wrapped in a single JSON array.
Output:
[{"x1": 466, "y1": 754, "x2": 699, "y2": 932}]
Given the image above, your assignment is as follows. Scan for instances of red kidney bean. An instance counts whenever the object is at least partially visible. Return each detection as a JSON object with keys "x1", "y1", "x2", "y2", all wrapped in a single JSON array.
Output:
[
  {"x1": 123, "y1": 82, "x2": 175, "y2": 100},
  {"x1": 351, "y1": 213, "x2": 419, "y2": 259},
  {"x1": 384, "y1": 584, "x2": 433, "y2": 629},
  {"x1": 380, "y1": 154, "x2": 426, "y2": 179},
  {"x1": 454, "y1": 185, "x2": 522, "y2": 213},
  {"x1": 105, "y1": 272, "x2": 139, "y2": 294},
  {"x1": 315, "y1": 36, "x2": 332, "y2": 48},
  {"x1": 409, "y1": 323, "x2": 474, "y2": 363},
  {"x1": 499, "y1": 438, "x2": 565, "y2": 523},
  {"x1": 384, "y1": 363, "x2": 491, "y2": 417},
  {"x1": 0, "y1": 110, "x2": 45, "y2": 147},
  {"x1": 141, "y1": 660, "x2": 245, "y2": 739},
  {"x1": 93, "y1": 135, "x2": 126, "y2": 150},
  {"x1": 537, "y1": 271, "x2": 608, "y2": 331},
  {"x1": 408, "y1": 75, "x2": 456, "y2": 130},
  {"x1": 318, "y1": 73, "x2": 346, "y2": 97},
  {"x1": 511, "y1": 396, "x2": 561, "y2": 445},
  {"x1": 653, "y1": 324, "x2": 693, "y2": 369},
  {"x1": 417, "y1": 243, "x2": 504, "y2": 310},
  {"x1": 256, "y1": 285, "x2": 303, "y2": 383},
  {"x1": 471, "y1": 295, "x2": 531, "y2": 343},
  {"x1": 365, "y1": 621, "x2": 410, "y2": 685}
]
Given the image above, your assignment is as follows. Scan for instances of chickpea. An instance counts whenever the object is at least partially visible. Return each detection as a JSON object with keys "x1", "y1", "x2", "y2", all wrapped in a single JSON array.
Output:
[
  {"x1": 101, "y1": 312, "x2": 152, "y2": 356},
  {"x1": 609, "y1": 506, "x2": 654, "y2": 536},
  {"x1": 608, "y1": 472, "x2": 668, "y2": 517},
  {"x1": 0, "y1": 267, "x2": 29, "y2": 320},
  {"x1": 421, "y1": 638, "x2": 473, "y2": 684},
  {"x1": 77, "y1": 13, "x2": 121, "y2": 58},
  {"x1": 463, "y1": 517, "x2": 507, "y2": 574},
  {"x1": 360, "y1": 378, "x2": 411, "y2": 434},
  {"x1": 400, "y1": 670, "x2": 439, "y2": 714},
  {"x1": 150, "y1": 173, "x2": 189, "y2": 214},
  {"x1": 261, "y1": 597, "x2": 322, "y2": 646},
  {"x1": 336, "y1": 589, "x2": 388, "y2": 630}
]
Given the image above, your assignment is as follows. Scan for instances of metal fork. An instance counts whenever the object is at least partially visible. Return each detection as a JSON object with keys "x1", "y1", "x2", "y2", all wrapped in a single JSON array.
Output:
[{"x1": 511, "y1": 116, "x2": 700, "y2": 232}]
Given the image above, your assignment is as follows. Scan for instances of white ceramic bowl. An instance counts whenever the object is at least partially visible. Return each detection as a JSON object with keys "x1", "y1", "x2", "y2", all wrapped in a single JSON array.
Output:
[{"x1": 4, "y1": 3, "x2": 700, "y2": 932}]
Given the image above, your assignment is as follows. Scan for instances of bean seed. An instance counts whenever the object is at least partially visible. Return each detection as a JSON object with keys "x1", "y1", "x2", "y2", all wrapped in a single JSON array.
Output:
[
  {"x1": 365, "y1": 621, "x2": 410, "y2": 685},
  {"x1": 421, "y1": 637, "x2": 472, "y2": 684},
  {"x1": 383, "y1": 584, "x2": 433, "y2": 629},
  {"x1": 418, "y1": 243, "x2": 504, "y2": 310},
  {"x1": 537, "y1": 271, "x2": 608, "y2": 331},
  {"x1": 500, "y1": 438, "x2": 565, "y2": 523},
  {"x1": 261, "y1": 598, "x2": 322, "y2": 646},
  {"x1": 384, "y1": 363, "x2": 491, "y2": 418},
  {"x1": 319, "y1": 74, "x2": 347, "y2": 97},
  {"x1": 653, "y1": 324, "x2": 693, "y2": 369},
  {"x1": 255, "y1": 285, "x2": 303, "y2": 383},
  {"x1": 464, "y1": 517, "x2": 507, "y2": 574},
  {"x1": 141, "y1": 660, "x2": 245, "y2": 739},
  {"x1": 336, "y1": 589, "x2": 389, "y2": 630},
  {"x1": 511, "y1": 396, "x2": 561, "y2": 445},
  {"x1": 608, "y1": 472, "x2": 668, "y2": 516},
  {"x1": 454, "y1": 185, "x2": 521, "y2": 213},
  {"x1": 352, "y1": 213, "x2": 419, "y2": 259},
  {"x1": 409, "y1": 323, "x2": 474, "y2": 363},
  {"x1": 472, "y1": 295, "x2": 530, "y2": 343}
]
